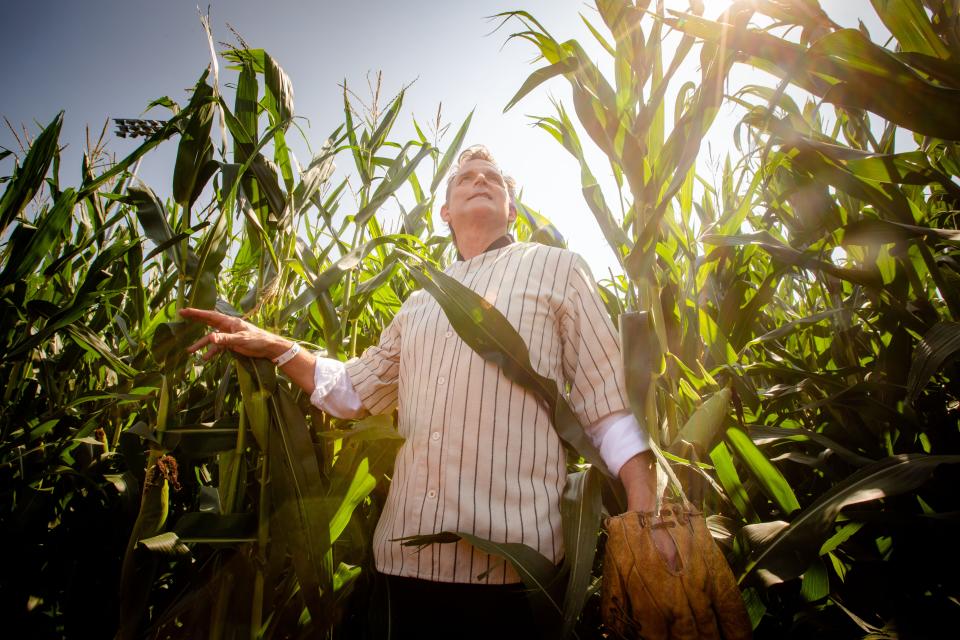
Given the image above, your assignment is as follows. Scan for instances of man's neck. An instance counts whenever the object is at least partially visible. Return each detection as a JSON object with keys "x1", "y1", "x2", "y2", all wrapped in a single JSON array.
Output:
[{"x1": 456, "y1": 233, "x2": 513, "y2": 261}]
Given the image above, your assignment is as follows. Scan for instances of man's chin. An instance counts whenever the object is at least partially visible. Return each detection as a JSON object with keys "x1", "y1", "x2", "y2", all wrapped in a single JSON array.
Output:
[
  {"x1": 451, "y1": 216, "x2": 508, "y2": 238},
  {"x1": 459, "y1": 201, "x2": 504, "y2": 219}
]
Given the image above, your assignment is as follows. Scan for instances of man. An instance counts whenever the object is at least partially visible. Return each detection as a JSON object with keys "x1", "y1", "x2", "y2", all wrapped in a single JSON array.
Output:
[{"x1": 181, "y1": 146, "x2": 667, "y2": 637}]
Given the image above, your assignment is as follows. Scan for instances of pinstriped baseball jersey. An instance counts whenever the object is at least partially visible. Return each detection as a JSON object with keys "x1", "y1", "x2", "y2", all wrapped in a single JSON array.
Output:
[{"x1": 343, "y1": 240, "x2": 630, "y2": 584}]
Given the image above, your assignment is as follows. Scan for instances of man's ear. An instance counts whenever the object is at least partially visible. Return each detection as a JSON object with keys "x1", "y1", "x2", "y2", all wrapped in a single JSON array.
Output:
[
  {"x1": 440, "y1": 202, "x2": 451, "y2": 223},
  {"x1": 507, "y1": 202, "x2": 517, "y2": 223}
]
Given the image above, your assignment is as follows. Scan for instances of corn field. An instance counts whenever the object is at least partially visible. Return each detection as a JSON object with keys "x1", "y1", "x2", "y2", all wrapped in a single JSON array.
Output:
[{"x1": 2, "y1": 1, "x2": 960, "y2": 638}]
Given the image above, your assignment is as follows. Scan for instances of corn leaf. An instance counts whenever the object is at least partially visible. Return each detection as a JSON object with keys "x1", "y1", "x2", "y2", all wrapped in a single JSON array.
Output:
[
  {"x1": 560, "y1": 466, "x2": 603, "y2": 638},
  {"x1": 0, "y1": 188, "x2": 76, "y2": 286},
  {"x1": 172, "y1": 71, "x2": 216, "y2": 207},
  {"x1": 726, "y1": 427, "x2": 802, "y2": 515},
  {"x1": 0, "y1": 111, "x2": 62, "y2": 234},
  {"x1": 906, "y1": 321, "x2": 960, "y2": 405},
  {"x1": 743, "y1": 454, "x2": 960, "y2": 586}
]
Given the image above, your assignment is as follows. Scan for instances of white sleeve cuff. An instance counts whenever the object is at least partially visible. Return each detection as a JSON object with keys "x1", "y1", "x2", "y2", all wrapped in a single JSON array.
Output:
[
  {"x1": 586, "y1": 410, "x2": 652, "y2": 477},
  {"x1": 310, "y1": 356, "x2": 365, "y2": 417}
]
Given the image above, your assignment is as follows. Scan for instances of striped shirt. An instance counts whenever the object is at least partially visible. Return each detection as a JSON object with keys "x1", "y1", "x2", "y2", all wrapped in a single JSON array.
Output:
[{"x1": 343, "y1": 241, "x2": 631, "y2": 584}]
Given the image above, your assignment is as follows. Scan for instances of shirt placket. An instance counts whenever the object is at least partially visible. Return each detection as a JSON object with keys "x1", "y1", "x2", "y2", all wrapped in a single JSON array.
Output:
[{"x1": 412, "y1": 307, "x2": 458, "y2": 525}]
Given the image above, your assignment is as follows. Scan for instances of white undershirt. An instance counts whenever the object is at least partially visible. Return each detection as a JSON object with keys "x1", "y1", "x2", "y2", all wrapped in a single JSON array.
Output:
[{"x1": 309, "y1": 355, "x2": 650, "y2": 477}]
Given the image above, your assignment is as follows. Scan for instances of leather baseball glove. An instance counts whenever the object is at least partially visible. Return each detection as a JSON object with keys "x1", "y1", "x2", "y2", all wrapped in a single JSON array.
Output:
[{"x1": 601, "y1": 500, "x2": 752, "y2": 639}]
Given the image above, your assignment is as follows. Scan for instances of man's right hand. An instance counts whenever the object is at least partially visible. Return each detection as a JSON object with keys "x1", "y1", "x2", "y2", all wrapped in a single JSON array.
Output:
[{"x1": 179, "y1": 308, "x2": 291, "y2": 362}]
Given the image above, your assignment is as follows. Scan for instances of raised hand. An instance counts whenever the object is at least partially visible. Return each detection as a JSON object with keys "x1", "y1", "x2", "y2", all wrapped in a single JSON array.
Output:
[{"x1": 179, "y1": 308, "x2": 290, "y2": 362}]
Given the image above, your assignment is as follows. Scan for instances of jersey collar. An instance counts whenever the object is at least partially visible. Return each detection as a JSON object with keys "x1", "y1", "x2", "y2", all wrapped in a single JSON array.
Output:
[{"x1": 455, "y1": 234, "x2": 515, "y2": 261}]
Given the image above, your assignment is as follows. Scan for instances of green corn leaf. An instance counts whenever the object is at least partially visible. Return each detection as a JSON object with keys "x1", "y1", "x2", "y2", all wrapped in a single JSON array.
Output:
[
  {"x1": 672, "y1": 12, "x2": 960, "y2": 139},
  {"x1": 801, "y1": 29, "x2": 956, "y2": 138},
  {"x1": 905, "y1": 321, "x2": 960, "y2": 405},
  {"x1": 267, "y1": 387, "x2": 332, "y2": 626},
  {"x1": 248, "y1": 149, "x2": 288, "y2": 218},
  {"x1": 308, "y1": 234, "x2": 419, "y2": 301},
  {"x1": 0, "y1": 188, "x2": 76, "y2": 285},
  {"x1": 504, "y1": 59, "x2": 578, "y2": 114},
  {"x1": 726, "y1": 427, "x2": 802, "y2": 515},
  {"x1": 742, "y1": 454, "x2": 960, "y2": 586},
  {"x1": 702, "y1": 231, "x2": 882, "y2": 289},
  {"x1": 620, "y1": 311, "x2": 660, "y2": 447},
  {"x1": 625, "y1": 30, "x2": 737, "y2": 280},
  {"x1": 7, "y1": 240, "x2": 140, "y2": 360},
  {"x1": 64, "y1": 322, "x2": 137, "y2": 378},
  {"x1": 290, "y1": 135, "x2": 339, "y2": 218},
  {"x1": 263, "y1": 52, "x2": 294, "y2": 127},
  {"x1": 749, "y1": 425, "x2": 875, "y2": 468},
  {"x1": 710, "y1": 441, "x2": 755, "y2": 521},
  {"x1": 186, "y1": 199, "x2": 229, "y2": 309},
  {"x1": 126, "y1": 185, "x2": 199, "y2": 275},
  {"x1": 150, "y1": 320, "x2": 203, "y2": 372},
  {"x1": 741, "y1": 587, "x2": 766, "y2": 630},
  {"x1": 317, "y1": 413, "x2": 405, "y2": 443},
  {"x1": 341, "y1": 83, "x2": 368, "y2": 186},
  {"x1": 0, "y1": 111, "x2": 62, "y2": 235},
  {"x1": 799, "y1": 558, "x2": 830, "y2": 602},
  {"x1": 741, "y1": 309, "x2": 851, "y2": 353},
  {"x1": 514, "y1": 200, "x2": 566, "y2": 248},
  {"x1": 333, "y1": 562, "x2": 361, "y2": 594},
  {"x1": 137, "y1": 532, "x2": 191, "y2": 556},
  {"x1": 581, "y1": 14, "x2": 616, "y2": 57},
  {"x1": 819, "y1": 522, "x2": 864, "y2": 556},
  {"x1": 897, "y1": 51, "x2": 960, "y2": 88},
  {"x1": 401, "y1": 200, "x2": 430, "y2": 236},
  {"x1": 869, "y1": 0, "x2": 950, "y2": 59},
  {"x1": 430, "y1": 109, "x2": 474, "y2": 194},
  {"x1": 355, "y1": 142, "x2": 434, "y2": 227},
  {"x1": 842, "y1": 219, "x2": 960, "y2": 246},
  {"x1": 233, "y1": 59, "x2": 258, "y2": 158},
  {"x1": 327, "y1": 455, "x2": 375, "y2": 544},
  {"x1": 560, "y1": 466, "x2": 603, "y2": 638},
  {"x1": 172, "y1": 72, "x2": 216, "y2": 207},
  {"x1": 540, "y1": 104, "x2": 629, "y2": 261},
  {"x1": 367, "y1": 90, "x2": 403, "y2": 154},
  {"x1": 235, "y1": 357, "x2": 274, "y2": 450},
  {"x1": 272, "y1": 127, "x2": 294, "y2": 193}
]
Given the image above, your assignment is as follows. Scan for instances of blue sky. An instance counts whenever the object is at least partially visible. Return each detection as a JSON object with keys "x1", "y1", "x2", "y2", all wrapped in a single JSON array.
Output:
[{"x1": 1, "y1": 1, "x2": 890, "y2": 275}]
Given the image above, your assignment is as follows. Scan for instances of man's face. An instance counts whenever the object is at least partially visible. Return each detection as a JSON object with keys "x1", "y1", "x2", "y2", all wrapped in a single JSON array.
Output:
[{"x1": 440, "y1": 158, "x2": 516, "y2": 241}]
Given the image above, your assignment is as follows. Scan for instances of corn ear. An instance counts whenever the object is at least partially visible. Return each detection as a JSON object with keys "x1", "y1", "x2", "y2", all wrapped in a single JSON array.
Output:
[
  {"x1": 116, "y1": 460, "x2": 172, "y2": 640},
  {"x1": 671, "y1": 387, "x2": 732, "y2": 451}
]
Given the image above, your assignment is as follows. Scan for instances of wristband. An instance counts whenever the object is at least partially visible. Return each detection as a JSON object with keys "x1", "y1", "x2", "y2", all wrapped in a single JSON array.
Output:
[{"x1": 272, "y1": 341, "x2": 301, "y2": 366}]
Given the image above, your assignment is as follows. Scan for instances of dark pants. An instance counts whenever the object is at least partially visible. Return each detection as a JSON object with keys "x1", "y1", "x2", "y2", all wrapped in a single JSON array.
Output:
[{"x1": 381, "y1": 574, "x2": 541, "y2": 640}]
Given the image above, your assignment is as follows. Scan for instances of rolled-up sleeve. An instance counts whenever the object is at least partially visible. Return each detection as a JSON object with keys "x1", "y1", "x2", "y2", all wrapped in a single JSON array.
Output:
[
  {"x1": 342, "y1": 312, "x2": 402, "y2": 415},
  {"x1": 310, "y1": 357, "x2": 366, "y2": 418},
  {"x1": 585, "y1": 410, "x2": 652, "y2": 477}
]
